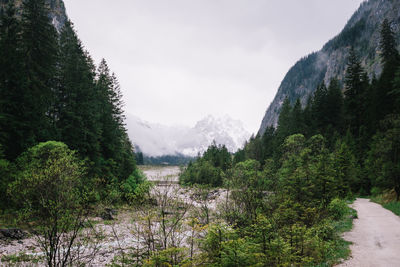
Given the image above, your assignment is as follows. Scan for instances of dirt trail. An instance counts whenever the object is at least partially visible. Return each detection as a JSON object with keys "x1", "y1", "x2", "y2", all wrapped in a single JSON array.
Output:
[{"x1": 337, "y1": 198, "x2": 400, "y2": 267}]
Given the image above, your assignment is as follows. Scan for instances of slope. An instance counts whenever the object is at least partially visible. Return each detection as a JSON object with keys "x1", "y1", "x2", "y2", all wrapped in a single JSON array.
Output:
[{"x1": 259, "y1": 0, "x2": 400, "y2": 135}]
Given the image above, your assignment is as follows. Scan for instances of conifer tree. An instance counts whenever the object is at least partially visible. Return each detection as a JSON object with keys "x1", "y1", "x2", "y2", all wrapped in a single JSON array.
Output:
[
  {"x1": 311, "y1": 82, "x2": 328, "y2": 132},
  {"x1": 291, "y1": 98, "x2": 304, "y2": 135},
  {"x1": 260, "y1": 126, "x2": 275, "y2": 163},
  {"x1": 276, "y1": 98, "x2": 292, "y2": 142},
  {"x1": 96, "y1": 59, "x2": 135, "y2": 181},
  {"x1": 380, "y1": 19, "x2": 399, "y2": 68},
  {"x1": 57, "y1": 21, "x2": 101, "y2": 168},
  {"x1": 0, "y1": 2, "x2": 24, "y2": 159},
  {"x1": 376, "y1": 19, "x2": 400, "y2": 120},
  {"x1": 326, "y1": 78, "x2": 344, "y2": 133},
  {"x1": 20, "y1": 0, "x2": 58, "y2": 146},
  {"x1": 344, "y1": 47, "x2": 368, "y2": 136}
]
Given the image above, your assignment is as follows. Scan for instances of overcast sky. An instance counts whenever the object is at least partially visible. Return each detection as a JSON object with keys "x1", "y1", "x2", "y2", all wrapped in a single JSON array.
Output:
[{"x1": 63, "y1": 0, "x2": 364, "y2": 134}]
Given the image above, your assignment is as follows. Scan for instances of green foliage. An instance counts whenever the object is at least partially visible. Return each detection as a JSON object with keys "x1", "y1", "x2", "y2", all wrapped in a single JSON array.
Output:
[
  {"x1": 57, "y1": 20, "x2": 101, "y2": 169},
  {"x1": 379, "y1": 19, "x2": 399, "y2": 68},
  {"x1": 180, "y1": 18, "x2": 400, "y2": 266},
  {"x1": 1, "y1": 253, "x2": 42, "y2": 264},
  {"x1": 366, "y1": 115, "x2": 400, "y2": 200},
  {"x1": 227, "y1": 160, "x2": 267, "y2": 224},
  {"x1": 0, "y1": 1, "x2": 140, "y2": 208},
  {"x1": 0, "y1": 146, "x2": 11, "y2": 210},
  {"x1": 9, "y1": 141, "x2": 86, "y2": 214},
  {"x1": 121, "y1": 168, "x2": 152, "y2": 203},
  {"x1": 180, "y1": 159, "x2": 224, "y2": 187},
  {"x1": 382, "y1": 202, "x2": 400, "y2": 216},
  {"x1": 202, "y1": 142, "x2": 232, "y2": 171},
  {"x1": 143, "y1": 154, "x2": 194, "y2": 166},
  {"x1": 344, "y1": 47, "x2": 369, "y2": 137},
  {"x1": 8, "y1": 141, "x2": 93, "y2": 266},
  {"x1": 332, "y1": 139, "x2": 359, "y2": 197},
  {"x1": 144, "y1": 247, "x2": 188, "y2": 267},
  {"x1": 20, "y1": 0, "x2": 58, "y2": 144},
  {"x1": 180, "y1": 143, "x2": 230, "y2": 187},
  {"x1": 328, "y1": 198, "x2": 348, "y2": 220}
]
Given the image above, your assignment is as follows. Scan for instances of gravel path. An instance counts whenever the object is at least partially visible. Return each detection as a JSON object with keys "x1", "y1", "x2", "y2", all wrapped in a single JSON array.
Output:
[{"x1": 337, "y1": 198, "x2": 400, "y2": 267}]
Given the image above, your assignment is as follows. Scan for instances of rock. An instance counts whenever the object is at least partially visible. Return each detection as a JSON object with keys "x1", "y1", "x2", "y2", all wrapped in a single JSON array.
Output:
[
  {"x1": 100, "y1": 208, "x2": 117, "y2": 221},
  {"x1": 106, "y1": 208, "x2": 118, "y2": 215},
  {"x1": 101, "y1": 210, "x2": 114, "y2": 221},
  {"x1": 0, "y1": 228, "x2": 26, "y2": 240}
]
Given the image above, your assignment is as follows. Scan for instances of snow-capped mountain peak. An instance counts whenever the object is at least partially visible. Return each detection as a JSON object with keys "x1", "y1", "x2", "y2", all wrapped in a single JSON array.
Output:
[{"x1": 126, "y1": 114, "x2": 250, "y2": 157}]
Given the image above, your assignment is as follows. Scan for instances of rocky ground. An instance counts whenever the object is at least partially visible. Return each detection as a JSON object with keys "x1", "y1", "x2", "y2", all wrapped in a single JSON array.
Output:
[{"x1": 0, "y1": 166, "x2": 227, "y2": 266}]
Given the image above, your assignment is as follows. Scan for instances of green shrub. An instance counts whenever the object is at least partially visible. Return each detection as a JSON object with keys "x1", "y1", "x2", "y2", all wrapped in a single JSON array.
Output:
[
  {"x1": 180, "y1": 159, "x2": 224, "y2": 187},
  {"x1": 328, "y1": 198, "x2": 348, "y2": 220},
  {"x1": 8, "y1": 141, "x2": 94, "y2": 266},
  {"x1": 121, "y1": 168, "x2": 151, "y2": 203}
]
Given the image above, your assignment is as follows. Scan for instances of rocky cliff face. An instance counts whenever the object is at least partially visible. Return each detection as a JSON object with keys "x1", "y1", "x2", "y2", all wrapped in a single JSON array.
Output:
[
  {"x1": 259, "y1": 0, "x2": 400, "y2": 135},
  {"x1": 0, "y1": 0, "x2": 67, "y2": 31}
]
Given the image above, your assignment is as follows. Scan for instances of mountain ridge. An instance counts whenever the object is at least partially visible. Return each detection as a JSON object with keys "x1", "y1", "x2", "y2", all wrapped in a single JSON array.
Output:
[
  {"x1": 258, "y1": 0, "x2": 400, "y2": 135},
  {"x1": 127, "y1": 114, "x2": 250, "y2": 157},
  {"x1": 0, "y1": 0, "x2": 67, "y2": 31}
]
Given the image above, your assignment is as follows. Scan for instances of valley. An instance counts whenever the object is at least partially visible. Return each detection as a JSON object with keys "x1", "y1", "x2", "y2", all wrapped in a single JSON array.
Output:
[
  {"x1": 1, "y1": 0, "x2": 400, "y2": 266},
  {"x1": 0, "y1": 166, "x2": 228, "y2": 266}
]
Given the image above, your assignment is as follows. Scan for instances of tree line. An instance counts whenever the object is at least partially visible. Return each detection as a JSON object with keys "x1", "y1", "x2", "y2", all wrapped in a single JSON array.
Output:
[
  {"x1": 0, "y1": 0, "x2": 141, "y2": 209},
  {"x1": 177, "y1": 18, "x2": 400, "y2": 266}
]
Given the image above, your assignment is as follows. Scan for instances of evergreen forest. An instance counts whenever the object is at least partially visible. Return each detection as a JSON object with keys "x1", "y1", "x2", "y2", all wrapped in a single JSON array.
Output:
[
  {"x1": 0, "y1": 1, "x2": 145, "y2": 211},
  {"x1": 177, "y1": 18, "x2": 400, "y2": 266},
  {"x1": 1, "y1": 0, "x2": 400, "y2": 266}
]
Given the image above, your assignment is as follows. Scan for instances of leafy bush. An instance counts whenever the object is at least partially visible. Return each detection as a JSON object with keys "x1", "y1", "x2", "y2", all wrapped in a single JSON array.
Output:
[
  {"x1": 328, "y1": 198, "x2": 348, "y2": 220},
  {"x1": 121, "y1": 168, "x2": 151, "y2": 203},
  {"x1": 180, "y1": 159, "x2": 224, "y2": 187},
  {"x1": 0, "y1": 153, "x2": 11, "y2": 210},
  {"x1": 8, "y1": 141, "x2": 96, "y2": 266}
]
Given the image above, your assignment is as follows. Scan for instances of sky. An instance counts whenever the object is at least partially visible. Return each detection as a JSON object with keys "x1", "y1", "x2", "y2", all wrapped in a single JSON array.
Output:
[{"x1": 63, "y1": 0, "x2": 364, "y2": 134}]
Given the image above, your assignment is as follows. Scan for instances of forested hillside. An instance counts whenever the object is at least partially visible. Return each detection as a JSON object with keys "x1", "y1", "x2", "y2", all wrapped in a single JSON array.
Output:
[
  {"x1": 179, "y1": 17, "x2": 400, "y2": 266},
  {"x1": 0, "y1": 0, "x2": 142, "y2": 209},
  {"x1": 2, "y1": 0, "x2": 400, "y2": 266},
  {"x1": 259, "y1": 0, "x2": 400, "y2": 134}
]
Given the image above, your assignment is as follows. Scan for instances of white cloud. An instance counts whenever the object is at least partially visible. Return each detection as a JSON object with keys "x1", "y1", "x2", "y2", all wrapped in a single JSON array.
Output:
[
  {"x1": 63, "y1": 0, "x2": 364, "y2": 134},
  {"x1": 126, "y1": 114, "x2": 250, "y2": 157}
]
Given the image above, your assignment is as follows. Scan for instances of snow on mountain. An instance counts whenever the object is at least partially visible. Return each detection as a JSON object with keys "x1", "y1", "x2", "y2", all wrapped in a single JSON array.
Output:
[{"x1": 126, "y1": 114, "x2": 250, "y2": 157}]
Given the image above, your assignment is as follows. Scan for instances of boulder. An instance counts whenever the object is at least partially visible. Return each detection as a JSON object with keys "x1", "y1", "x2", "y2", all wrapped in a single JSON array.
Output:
[{"x1": 0, "y1": 228, "x2": 26, "y2": 240}]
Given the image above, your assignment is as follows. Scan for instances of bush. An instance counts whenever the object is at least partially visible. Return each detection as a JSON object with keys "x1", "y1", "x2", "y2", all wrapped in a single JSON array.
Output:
[
  {"x1": 8, "y1": 141, "x2": 96, "y2": 266},
  {"x1": 328, "y1": 198, "x2": 348, "y2": 220},
  {"x1": 180, "y1": 159, "x2": 224, "y2": 187},
  {"x1": 0, "y1": 155, "x2": 11, "y2": 210},
  {"x1": 121, "y1": 168, "x2": 151, "y2": 203}
]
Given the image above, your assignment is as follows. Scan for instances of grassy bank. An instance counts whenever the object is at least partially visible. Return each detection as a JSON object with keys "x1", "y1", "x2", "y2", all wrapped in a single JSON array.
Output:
[
  {"x1": 323, "y1": 201, "x2": 357, "y2": 266},
  {"x1": 371, "y1": 190, "x2": 400, "y2": 216}
]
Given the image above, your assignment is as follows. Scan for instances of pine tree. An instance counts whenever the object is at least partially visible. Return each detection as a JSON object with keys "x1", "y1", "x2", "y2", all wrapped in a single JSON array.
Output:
[
  {"x1": 344, "y1": 47, "x2": 368, "y2": 136},
  {"x1": 302, "y1": 96, "x2": 314, "y2": 137},
  {"x1": 96, "y1": 59, "x2": 135, "y2": 181},
  {"x1": 0, "y1": 2, "x2": 24, "y2": 159},
  {"x1": 291, "y1": 98, "x2": 304, "y2": 135},
  {"x1": 376, "y1": 19, "x2": 400, "y2": 120},
  {"x1": 20, "y1": 0, "x2": 58, "y2": 146},
  {"x1": 57, "y1": 21, "x2": 101, "y2": 168},
  {"x1": 276, "y1": 98, "x2": 292, "y2": 141},
  {"x1": 379, "y1": 19, "x2": 399, "y2": 68},
  {"x1": 311, "y1": 82, "x2": 328, "y2": 132},
  {"x1": 326, "y1": 78, "x2": 344, "y2": 133},
  {"x1": 261, "y1": 126, "x2": 275, "y2": 163}
]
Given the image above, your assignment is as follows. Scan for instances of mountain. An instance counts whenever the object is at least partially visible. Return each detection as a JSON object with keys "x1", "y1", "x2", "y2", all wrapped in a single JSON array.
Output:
[
  {"x1": 0, "y1": 0, "x2": 67, "y2": 31},
  {"x1": 126, "y1": 115, "x2": 250, "y2": 157},
  {"x1": 258, "y1": 0, "x2": 400, "y2": 135}
]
